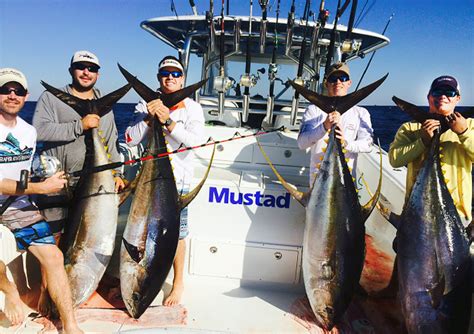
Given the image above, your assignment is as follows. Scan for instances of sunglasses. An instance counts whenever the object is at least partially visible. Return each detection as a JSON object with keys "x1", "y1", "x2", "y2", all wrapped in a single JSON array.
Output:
[
  {"x1": 430, "y1": 89, "x2": 458, "y2": 98},
  {"x1": 0, "y1": 86, "x2": 28, "y2": 97},
  {"x1": 72, "y1": 63, "x2": 100, "y2": 73},
  {"x1": 327, "y1": 74, "x2": 350, "y2": 83},
  {"x1": 158, "y1": 70, "x2": 183, "y2": 78}
]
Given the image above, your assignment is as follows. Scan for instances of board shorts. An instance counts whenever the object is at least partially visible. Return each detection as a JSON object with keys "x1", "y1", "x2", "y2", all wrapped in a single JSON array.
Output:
[
  {"x1": 179, "y1": 186, "x2": 189, "y2": 240},
  {"x1": 12, "y1": 220, "x2": 55, "y2": 251}
]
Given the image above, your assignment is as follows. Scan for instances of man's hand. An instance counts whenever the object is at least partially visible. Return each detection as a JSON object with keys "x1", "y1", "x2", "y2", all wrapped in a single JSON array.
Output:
[
  {"x1": 82, "y1": 114, "x2": 100, "y2": 130},
  {"x1": 39, "y1": 171, "x2": 67, "y2": 194},
  {"x1": 323, "y1": 111, "x2": 341, "y2": 131},
  {"x1": 445, "y1": 112, "x2": 468, "y2": 135},
  {"x1": 420, "y1": 119, "x2": 440, "y2": 146},
  {"x1": 147, "y1": 99, "x2": 171, "y2": 125},
  {"x1": 114, "y1": 176, "x2": 125, "y2": 193},
  {"x1": 334, "y1": 127, "x2": 346, "y2": 144}
]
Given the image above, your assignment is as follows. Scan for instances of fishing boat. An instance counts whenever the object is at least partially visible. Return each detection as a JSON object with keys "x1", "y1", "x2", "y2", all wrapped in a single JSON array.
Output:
[{"x1": 0, "y1": 2, "x2": 471, "y2": 333}]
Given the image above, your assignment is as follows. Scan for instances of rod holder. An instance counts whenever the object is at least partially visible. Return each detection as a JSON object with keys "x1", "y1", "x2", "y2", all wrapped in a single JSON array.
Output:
[
  {"x1": 242, "y1": 94, "x2": 250, "y2": 123},
  {"x1": 265, "y1": 95, "x2": 275, "y2": 125},
  {"x1": 290, "y1": 96, "x2": 299, "y2": 126}
]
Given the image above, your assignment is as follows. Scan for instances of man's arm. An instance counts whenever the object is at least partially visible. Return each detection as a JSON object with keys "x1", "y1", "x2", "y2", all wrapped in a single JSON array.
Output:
[
  {"x1": 0, "y1": 172, "x2": 66, "y2": 196},
  {"x1": 388, "y1": 122, "x2": 426, "y2": 168},
  {"x1": 33, "y1": 91, "x2": 84, "y2": 142},
  {"x1": 125, "y1": 100, "x2": 149, "y2": 147},
  {"x1": 454, "y1": 116, "x2": 474, "y2": 161},
  {"x1": 166, "y1": 101, "x2": 205, "y2": 147},
  {"x1": 297, "y1": 105, "x2": 328, "y2": 150}
]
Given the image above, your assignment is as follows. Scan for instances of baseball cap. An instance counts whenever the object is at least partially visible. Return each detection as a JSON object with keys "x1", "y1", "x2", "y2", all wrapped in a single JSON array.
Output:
[
  {"x1": 429, "y1": 75, "x2": 460, "y2": 94},
  {"x1": 158, "y1": 56, "x2": 184, "y2": 72},
  {"x1": 324, "y1": 62, "x2": 350, "y2": 80},
  {"x1": 0, "y1": 68, "x2": 28, "y2": 90},
  {"x1": 70, "y1": 50, "x2": 100, "y2": 68}
]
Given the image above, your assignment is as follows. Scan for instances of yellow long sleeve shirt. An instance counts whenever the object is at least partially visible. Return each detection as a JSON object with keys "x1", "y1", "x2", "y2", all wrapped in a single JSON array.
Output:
[{"x1": 388, "y1": 118, "x2": 474, "y2": 223}]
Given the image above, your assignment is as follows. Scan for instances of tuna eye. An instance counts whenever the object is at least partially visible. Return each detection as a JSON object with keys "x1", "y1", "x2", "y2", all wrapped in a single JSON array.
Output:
[
  {"x1": 321, "y1": 262, "x2": 334, "y2": 280},
  {"x1": 325, "y1": 306, "x2": 334, "y2": 315}
]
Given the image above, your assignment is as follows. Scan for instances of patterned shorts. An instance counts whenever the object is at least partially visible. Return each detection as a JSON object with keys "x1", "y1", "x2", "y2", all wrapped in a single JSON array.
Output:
[
  {"x1": 12, "y1": 221, "x2": 55, "y2": 251},
  {"x1": 179, "y1": 187, "x2": 189, "y2": 240}
]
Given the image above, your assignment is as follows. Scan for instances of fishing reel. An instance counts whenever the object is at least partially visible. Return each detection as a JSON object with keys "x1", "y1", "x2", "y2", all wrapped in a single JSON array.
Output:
[
  {"x1": 341, "y1": 39, "x2": 362, "y2": 54},
  {"x1": 213, "y1": 75, "x2": 235, "y2": 94},
  {"x1": 31, "y1": 154, "x2": 62, "y2": 179},
  {"x1": 268, "y1": 63, "x2": 278, "y2": 82},
  {"x1": 240, "y1": 67, "x2": 266, "y2": 88}
]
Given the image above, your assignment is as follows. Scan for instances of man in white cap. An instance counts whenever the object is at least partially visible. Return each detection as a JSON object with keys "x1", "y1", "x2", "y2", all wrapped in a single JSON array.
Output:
[
  {"x1": 125, "y1": 55, "x2": 205, "y2": 306},
  {"x1": 32, "y1": 50, "x2": 125, "y2": 236},
  {"x1": 297, "y1": 62, "x2": 374, "y2": 185},
  {"x1": 0, "y1": 68, "x2": 83, "y2": 333}
]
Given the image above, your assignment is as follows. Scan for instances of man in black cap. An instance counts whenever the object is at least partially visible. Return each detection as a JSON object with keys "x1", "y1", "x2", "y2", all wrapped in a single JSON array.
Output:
[{"x1": 389, "y1": 75, "x2": 473, "y2": 228}]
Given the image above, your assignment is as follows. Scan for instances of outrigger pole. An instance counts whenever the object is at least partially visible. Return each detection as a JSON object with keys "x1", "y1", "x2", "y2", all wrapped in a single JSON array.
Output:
[
  {"x1": 265, "y1": 0, "x2": 281, "y2": 124},
  {"x1": 240, "y1": 0, "x2": 254, "y2": 123},
  {"x1": 207, "y1": 0, "x2": 216, "y2": 54},
  {"x1": 289, "y1": 0, "x2": 311, "y2": 126},
  {"x1": 69, "y1": 127, "x2": 284, "y2": 178}
]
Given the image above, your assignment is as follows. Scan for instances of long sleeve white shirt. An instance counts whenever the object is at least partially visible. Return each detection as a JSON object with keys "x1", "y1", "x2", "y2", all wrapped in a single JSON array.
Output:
[
  {"x1": 125, "y1": 98, "x2": 205, "y2": 188},
  {"x1": 297, "y1": 104, "x2": 373, "y2": 185}
]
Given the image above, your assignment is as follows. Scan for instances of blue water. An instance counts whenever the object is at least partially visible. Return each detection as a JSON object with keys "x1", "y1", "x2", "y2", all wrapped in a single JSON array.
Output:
[{"x1": 19, "y1": 102, "x2": 472, "y2": 152}]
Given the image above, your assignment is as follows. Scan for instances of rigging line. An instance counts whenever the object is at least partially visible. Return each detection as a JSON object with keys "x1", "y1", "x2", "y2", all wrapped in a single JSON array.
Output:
[
  {"x1": 170, "y1": 0, "x2": 179, "y2": 18},
  {"x1": 354, "y1": 0, "x2": 369, "y2": 27},
  {"x1": 355, "y1": 13, "x2": 393, "y2": 91},
  {"x1": 69, "y1": 127, "x2": 285, "y2": 177},
  {"x1": 355, "y1": 0, "x2": 376, "y2": 27}
]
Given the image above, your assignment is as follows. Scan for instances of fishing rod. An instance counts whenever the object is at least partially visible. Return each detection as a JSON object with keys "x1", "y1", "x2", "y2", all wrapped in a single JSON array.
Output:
[
  {"x1": 289, "y1": 0, "x2": 311, "y2": 126},
  {"x1": 355, "y1": 13, "x2": 393, "y2": 90},
  {"x1": 240, "y1": 0, "x2": 254, "y2": 123},
  {"x1": 341, "y1": 0, "x2": 359, "y2": 62},
  {"x1": 310, "y1": 1, "x2": 329, "y2": 59},
  {"x1": 189, "y1": 0, "x2": 198, "y2": 15},
  {"x1": 69, "y1": 127, "x2": 284, "y2": 178},
  {"x1": 265, "y1": 0, "x2": 281, "y2": 125},
  {"x1": 170, "y1": 0, "x2": 179, "y2": 18},
  {"x1": 214, "y1": 0, "x2": 233, "y2": 119},
  {"x1": 284, "y1": 0, "x2": 296, "y2": 56},
  {"x1": 258, "y1": 0, "x2": 269, "y2": 54},
  {"x1": 324, "y1": 0, "x2": 343, "y2": 72},
  {"x1": 207, "y1": 0, "x2": 216, "y2": 54}
]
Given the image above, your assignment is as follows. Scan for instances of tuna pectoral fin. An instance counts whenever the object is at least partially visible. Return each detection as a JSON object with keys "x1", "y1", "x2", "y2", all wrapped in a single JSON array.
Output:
[
  {"x1": 361, "y1": 141, "x2": 383, "y2": 222},
  {"x1": 256, "y1": 139, "x2": 307, "y2": 207},
  {"x1": 180, "y1": 144, "x2": 216, "y2": 209},
  {"x1": 122, "y1": 238, "x2": 143, "y2": 264},
  {"x1": 118, "y1": 173, "x2": 141, "y2": 206},
  {"x1": 428, "y1": 275, "x2": 446, "y2": 309}
]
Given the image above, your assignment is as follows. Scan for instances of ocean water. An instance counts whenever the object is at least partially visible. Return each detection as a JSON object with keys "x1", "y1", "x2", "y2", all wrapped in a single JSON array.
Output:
[{"x1": 19, "y1": 102, "x2": 472, "y2": 152}]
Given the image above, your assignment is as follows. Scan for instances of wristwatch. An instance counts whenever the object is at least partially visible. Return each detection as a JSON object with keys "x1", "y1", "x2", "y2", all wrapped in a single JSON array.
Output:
[{"x1": 164, "y1": 118, "x2": 173, "y2": 126}]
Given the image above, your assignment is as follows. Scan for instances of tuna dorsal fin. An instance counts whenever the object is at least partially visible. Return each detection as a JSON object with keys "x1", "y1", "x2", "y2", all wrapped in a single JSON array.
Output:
[
  {"x1": 392, "y1": 96, "x2": 450, "y2": 133},
  {"x1": 117, "y1": 63, "x2": 208, "y2": 108},
  {"x1": 40, "y1": 81, "x2": 131, "y2": 117},
  {"x1": 180, "y1": 144, "x2": 216, "y2": 209},
  {"x1": 289, "y1": 73, "x2": 388, "y2": 114},
  {"x1": 122, "y1": 237, "x2": 143, "y2": 264},
  {"x1": 361, "y1": 140, "x2": 383, "y2": 222},
  {"x1": 256, "y1": 139, "x2": 307, "y2": 207}
]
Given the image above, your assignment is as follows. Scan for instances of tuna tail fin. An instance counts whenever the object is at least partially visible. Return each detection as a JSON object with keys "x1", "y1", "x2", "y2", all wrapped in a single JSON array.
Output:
[
  {"x1": 40, "y1": 80, "x2": 131, "y2": 118},
  {"x1": 118, "y1": 63, "x2": 158, "y2": 103},
  {"x1": 392, "y1": 96, "x2": 450, "y2": 133},
  {"x1": 361, "y1": 140, "x2": 383, "y2": 222},
  {"x1": 41, "y1": 81, "x2": 89, "y2": 117},
  {"x1": 289, "y1": 73, "x2": 388, "y2": 114},
  {"x1": 122, "y1": 238, "x2": 143, "y2": 264},
  {"x1": 180, "y1": 144, "x2": 216, "y2": 209},
  {"x1": 256, "y1": 139, "x2": 308, "y2": 207},
  {"x1": 118, "y1": 63, "x2": 208, "y2": 108}
]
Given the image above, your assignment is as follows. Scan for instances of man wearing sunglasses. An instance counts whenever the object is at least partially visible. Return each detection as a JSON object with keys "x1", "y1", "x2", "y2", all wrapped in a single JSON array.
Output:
[
  {"x1": 297, "y1": 62, "x2": 374, "y2": 185},
  {"x1": 0, "y1": 68, "x2": 83, "y2": 333},
  {"x1": 125, "y1": 55, "x2": 205, "y2": 307},
  {"x1": 32, "y1": 50, "x2": 125, "y2": 235},
  {"x1": 389, "y1": 75, "x2": 473, "y2": 230}
]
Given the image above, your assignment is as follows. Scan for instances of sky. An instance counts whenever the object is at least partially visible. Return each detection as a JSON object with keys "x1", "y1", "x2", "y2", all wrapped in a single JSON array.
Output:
[{"x1": 0, "y1": 0, "x2": 473, "y2": 106}]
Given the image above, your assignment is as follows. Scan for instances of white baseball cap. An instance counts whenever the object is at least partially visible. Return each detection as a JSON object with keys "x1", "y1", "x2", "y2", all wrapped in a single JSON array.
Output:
[
  {"x1": 0, "y1": 68, "x2": 28, "y2": 90},
  {"x1": 158, "y1": 56, "x2": 184, "y2": 72},
  {"x1": 70, "y1": 50, "x2": 100, "y2": 68}
]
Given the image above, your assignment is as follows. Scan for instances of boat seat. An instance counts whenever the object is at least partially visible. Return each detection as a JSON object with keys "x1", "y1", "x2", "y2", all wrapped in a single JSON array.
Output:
[
  {"x1": 272, "y1": 107, "x2": 305, "y2": 131},
  {"x1": 200, "y1": 98, "x2": 241, "y2": 127}
]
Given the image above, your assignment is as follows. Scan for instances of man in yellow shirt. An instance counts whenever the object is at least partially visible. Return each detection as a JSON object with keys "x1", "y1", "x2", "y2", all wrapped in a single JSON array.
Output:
[{"x1": 389, "y1": 75, "x2": 473, "y2": 230}]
